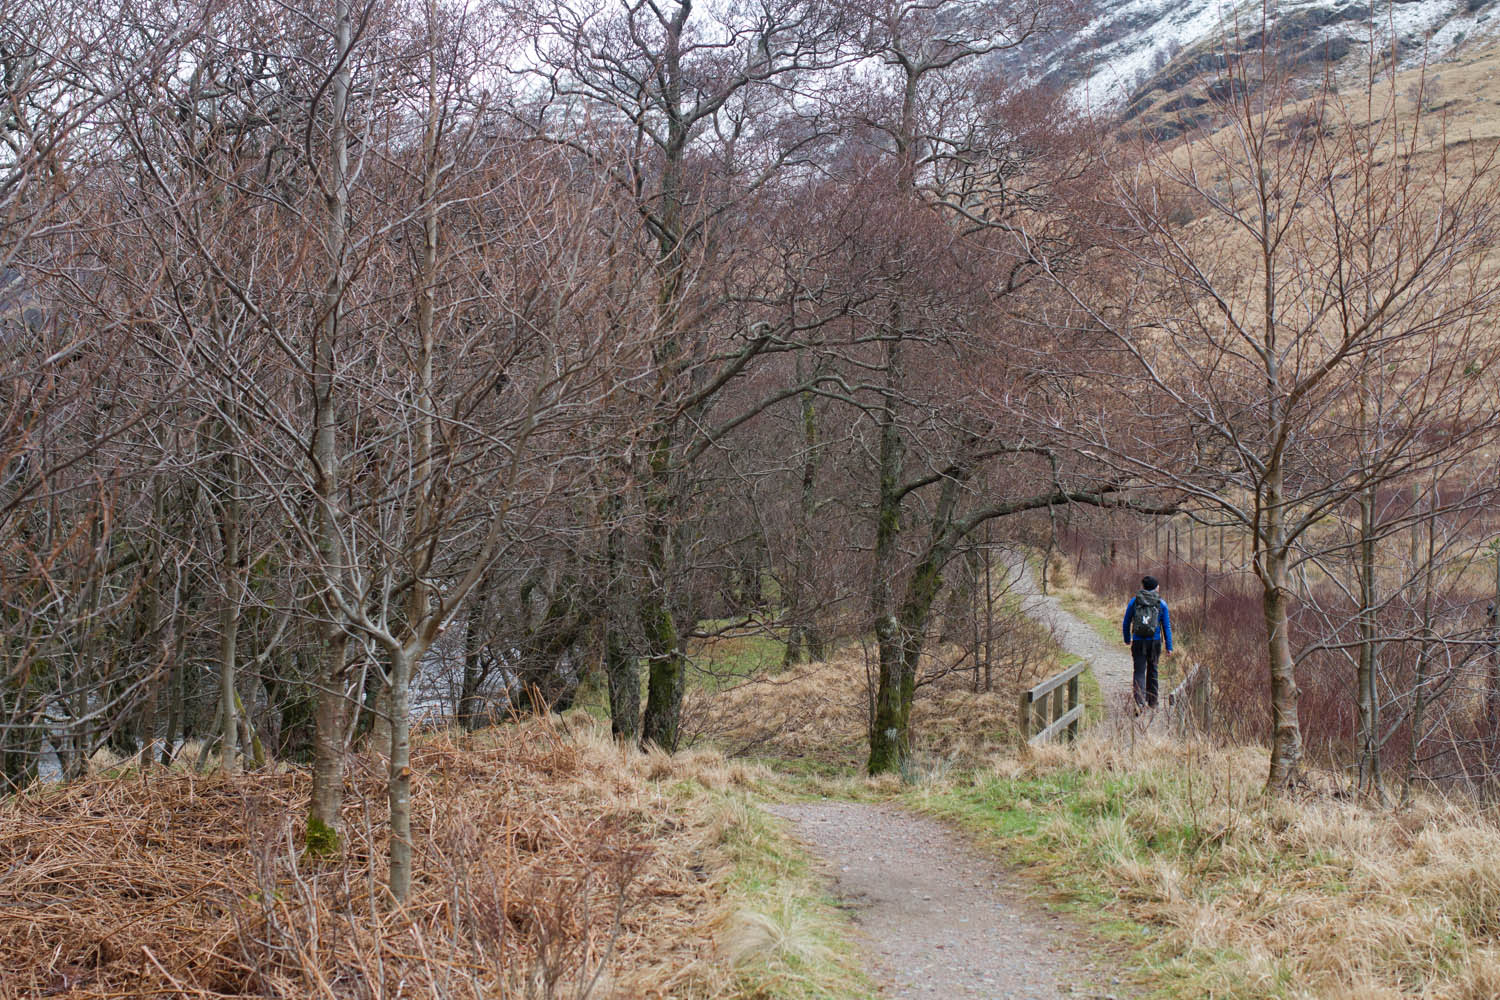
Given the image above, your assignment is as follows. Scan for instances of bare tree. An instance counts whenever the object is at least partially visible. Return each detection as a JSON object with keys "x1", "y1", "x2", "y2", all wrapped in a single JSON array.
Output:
[
  {"x1": 509, "y1": 0, "x2": 851, "y2": 750},
  {"x1": 823, "y1": 0, "x2": 1120, "y2": 774}
]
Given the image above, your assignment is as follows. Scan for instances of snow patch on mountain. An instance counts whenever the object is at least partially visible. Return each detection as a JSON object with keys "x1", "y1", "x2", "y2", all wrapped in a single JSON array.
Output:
[{"x1": 1015, "y1": 0, "x2": 1500, "y2": 114}]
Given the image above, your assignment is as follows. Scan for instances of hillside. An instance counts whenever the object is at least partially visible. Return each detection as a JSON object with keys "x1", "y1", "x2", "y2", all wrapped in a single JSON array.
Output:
[{"x1": 1004, "y1": 0, "x2": 1500, "y2": 114}]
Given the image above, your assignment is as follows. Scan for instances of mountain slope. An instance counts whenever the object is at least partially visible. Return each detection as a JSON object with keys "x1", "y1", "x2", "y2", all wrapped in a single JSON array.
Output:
[{"x1": 1004, "y1": 0, "x2": 1500, "y2": 118}]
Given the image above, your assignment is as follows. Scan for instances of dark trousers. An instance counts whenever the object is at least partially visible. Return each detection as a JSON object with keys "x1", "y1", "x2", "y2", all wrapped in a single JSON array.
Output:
[{"x1": 1131, "y1": 639, "x2": 1161, "y2": 707}]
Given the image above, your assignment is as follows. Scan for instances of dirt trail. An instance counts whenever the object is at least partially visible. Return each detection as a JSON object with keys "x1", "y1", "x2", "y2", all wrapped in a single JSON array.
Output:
[
  {"x1": 762, "y1": 554, "x2": 1148, "y2": 998},
  {"x1": 768, "y1": 801, "x2": 1128, "y2": 999},
  {"x1": 998, "y1": 551, "x2": 1136, "y2": 720}
]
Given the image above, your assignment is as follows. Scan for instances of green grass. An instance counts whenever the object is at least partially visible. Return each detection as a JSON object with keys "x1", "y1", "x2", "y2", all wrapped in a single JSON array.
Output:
[
  {"x1": 1055, "y1": 652, "x2": 1108, "y2": 727},
  {"x1": 689, "y1": 621, "x2": 789, "y2": 691},
  {"x1": 1055, "y1": 590, "x2": 1121, "y2": 645},
  {"x1": 745, "y1": 754, "x2": 849, "y2": 780},
  {"x1": 570, "y1": 618, "x2": 790, "y2": 722}
]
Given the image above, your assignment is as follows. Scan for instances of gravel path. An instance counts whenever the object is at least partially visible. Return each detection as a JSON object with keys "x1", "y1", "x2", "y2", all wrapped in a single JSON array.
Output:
[
  {"x1": 998, "y1": 551, "x2": 1137, "y2": 720},
  {"x1": 768, "y1": 801, "x2": 1129, "y2": 1000}
]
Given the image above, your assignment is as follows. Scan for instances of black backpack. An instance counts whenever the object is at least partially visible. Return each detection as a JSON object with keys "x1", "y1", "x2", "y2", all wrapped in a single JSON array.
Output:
[{"x1": 1131, "y1": 592, "x2": 1162, "y2": 640}]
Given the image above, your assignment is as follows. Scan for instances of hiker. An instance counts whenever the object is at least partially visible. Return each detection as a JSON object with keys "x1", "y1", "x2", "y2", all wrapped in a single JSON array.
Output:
[{"x1": 1122, "y1": 575, "x2": 1172, "y2": 710}]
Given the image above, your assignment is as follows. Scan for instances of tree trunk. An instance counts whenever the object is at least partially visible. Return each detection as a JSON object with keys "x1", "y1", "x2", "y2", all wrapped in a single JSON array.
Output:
[
  {"x1": 782, "y1": 625, "x2": 804, "y2": 669},
  {"x1": 1355, "y1": 488, "x2": 1382, "y2": 798},
  {"x1": 868, "y1": 621, "x2": 915, "y2": 774},
  {"x1": 217, "y1": 456, "x2": 242, "y2": 776},
  {"x1": 868, "y1": 444, "x2": 966, "y2": 775},
  {"x1": 460, "y1": 611, "x2": 487, "y2": 731},
  {"x1": 306, "y1": 0, "x2": 353, "y2": 854},
  {"x1": 307, "y1": 633, "x2": 350, "y2": 855},
  {"x1": 161, "y1": 613, "x2": 187, "y2": 767},
  {"x1": 605, "y1": 618, "x2": 639, "y2": 742},
  {"x1": 1262, "y1": 546, "x2": 1303, "y2": 790},
  {"x1": 1488, "y1": 548, "x2": 1500, "y2": 752},
  {"x1": 868, "y1": 508, "x2": 961, "y2": 775},
  {"x1": 805, "y1": 625, "x2": 828, "y2": 661},
  {"x1": 1406, "y1": 485, "x2": 1440, "y2": 799},
  {"x1": 388, "y1": 648, "x2": 413, "y2": 902},
  {"x1": 636, "y1": 18, "x2": 695, "y2": 752},
  {"x1": 866, "y1": 325, "x2": 905, "y2": 775},
  {"x1": 369, "y1": 669, "x2": 392, "y2": 752},
  {"x1": 639, "y1": 584, "x2": 685, "y2": 750},
  {"x1": 134, "y1": 533, "x2": 165, "y2": 770},
  {"x1": 639, "y1": 432, "x2": 685, "y2": 749},
  {"x1": 783, "y1": 360, "x2": 821, "y2": 668},
  {"x1": 218, "y1": 590, "x2": 240, "y2": 775}
]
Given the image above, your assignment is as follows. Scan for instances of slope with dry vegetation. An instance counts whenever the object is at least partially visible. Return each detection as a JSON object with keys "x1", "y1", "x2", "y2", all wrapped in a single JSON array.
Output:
[
  {"x1": 0, "y1": 717, "x2": 871, "y2": 1000},
  {"x1": 911, "y1": 733, "x2": 1500, "y2": 1000},
  {"x1": 691, "y1": 624, "x2": 1068, "y2": 776}
]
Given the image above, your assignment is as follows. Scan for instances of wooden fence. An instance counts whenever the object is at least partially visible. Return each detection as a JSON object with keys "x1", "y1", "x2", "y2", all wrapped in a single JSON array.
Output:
[
  {"x1": 1166, "y1": 661, "x2": 1211, "y2": 737},
  {"x1": 1018, "y1": 660, "x2": 1086, "y2": 745}
]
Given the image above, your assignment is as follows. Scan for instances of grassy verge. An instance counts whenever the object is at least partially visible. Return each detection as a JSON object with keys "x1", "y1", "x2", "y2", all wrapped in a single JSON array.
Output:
[
  {"x1": 1056, "y1": 651, "x2": 1107, "y2": 727},
  {"x1": 904, "y1": 734, "x2": 1500, "y2": 1000},
  {"x1": 563, "y1": 720, "x2": 878, "y2": 999},
  {"x1": 712, "y1": 793, "x2": 879, "y2": 999}
]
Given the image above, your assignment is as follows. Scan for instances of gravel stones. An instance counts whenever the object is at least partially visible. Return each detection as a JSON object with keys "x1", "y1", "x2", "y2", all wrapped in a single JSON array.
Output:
[{"x1": 769, "y1": 801, "x2": 1129, "y2": 1000}]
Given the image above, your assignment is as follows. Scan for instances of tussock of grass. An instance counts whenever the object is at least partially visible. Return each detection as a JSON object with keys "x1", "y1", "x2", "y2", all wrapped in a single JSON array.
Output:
[
  {"x1": 711, "y1": 803, "x2": 876, "y2": 999},
  {"x1": 910, "y1": 734, "x2": 1500, "y2": 999},
  {"x1": 563, "y1": 714, "x2": 874, "y2": 998}
]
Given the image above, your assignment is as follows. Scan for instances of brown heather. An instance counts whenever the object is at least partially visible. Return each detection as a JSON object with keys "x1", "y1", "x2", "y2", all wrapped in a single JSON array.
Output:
[{"x1": 0, "y1": 717, "x2": 773, "y2": 999}]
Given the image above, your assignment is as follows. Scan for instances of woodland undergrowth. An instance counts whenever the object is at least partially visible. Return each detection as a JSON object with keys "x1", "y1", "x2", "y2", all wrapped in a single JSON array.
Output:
[{"x1": 0, "y1": 715, "x2": 867, "y2": 1000}]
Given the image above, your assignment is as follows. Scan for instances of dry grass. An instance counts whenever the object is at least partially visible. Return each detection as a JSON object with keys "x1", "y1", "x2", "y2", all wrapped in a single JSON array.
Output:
[
  {"x1": 0, "y1": 715, "x2": 801, "y2": 1000},
  {"x1": 915, "y1": 732, "x2": 1500, "y2": 999},
  {"x1": 691, "y1": 639, "x2": 1058, "y2": 774}
]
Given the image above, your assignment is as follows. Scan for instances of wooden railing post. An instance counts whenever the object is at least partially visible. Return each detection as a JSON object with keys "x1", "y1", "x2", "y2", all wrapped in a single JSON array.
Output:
[
  {"x1": 1067, "y1": 673, "x2": 1080, "y2": 741},
  {"x1": 1021, "y1": 660, "x2": 1088, "y2": 746},
  {"x1": 1167, "y1": 662, "x2": 1212, "y2": 739}
]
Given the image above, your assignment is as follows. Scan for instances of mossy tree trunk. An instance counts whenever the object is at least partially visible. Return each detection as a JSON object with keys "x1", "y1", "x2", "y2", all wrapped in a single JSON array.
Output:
[
  {"x1": 306, "y1": 0, "x2": 354, "y2": 854},
  {"x1": 603, "y1": 491, "x2": 640, "y2": 741},
  {"x1": 638, "y1": 9, "x2": 690, "y2": 754},
  {"x1": 868, "y1": 463, "x2": 961, "y2": 775},
  {"x1": 866, "y1": 319, "x2": 907, "y2": 774}
]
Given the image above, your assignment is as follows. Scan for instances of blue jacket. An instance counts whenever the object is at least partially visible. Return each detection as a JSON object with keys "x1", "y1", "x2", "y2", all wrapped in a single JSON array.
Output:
[{"x1": 1123, "y1": 594, "x2": 1173, "y2": 650}]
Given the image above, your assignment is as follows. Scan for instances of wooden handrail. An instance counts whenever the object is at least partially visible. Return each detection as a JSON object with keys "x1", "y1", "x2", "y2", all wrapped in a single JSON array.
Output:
[
  {"x1": 1025, "y1": 660, "x2": 1088, "y2": 702},
  {"x1": 1019, "y1": 660, "x2": 1087, "y2": 746}
]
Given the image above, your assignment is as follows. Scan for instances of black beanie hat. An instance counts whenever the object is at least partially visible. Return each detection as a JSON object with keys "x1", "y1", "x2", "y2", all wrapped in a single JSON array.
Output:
[{"x1": 1142, "y1": 576, "x2": 1159, "y2": 591}]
